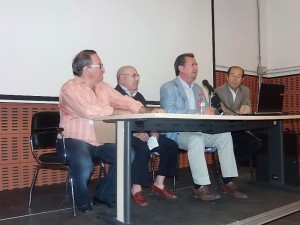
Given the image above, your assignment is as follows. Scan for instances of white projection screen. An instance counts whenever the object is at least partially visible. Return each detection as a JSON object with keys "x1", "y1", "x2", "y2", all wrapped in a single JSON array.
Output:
[{"x1": 0, "y1": 0, "x2": 214, "y2": 102}]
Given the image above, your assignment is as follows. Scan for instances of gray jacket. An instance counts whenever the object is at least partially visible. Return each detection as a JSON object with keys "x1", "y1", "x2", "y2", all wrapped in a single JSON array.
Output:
[
  {"x1": 215, "y1": 83, "x2": 251, "y2": 115},
  {"x1": 160, "y1": 77, "x2": 208, "y2": 141}
]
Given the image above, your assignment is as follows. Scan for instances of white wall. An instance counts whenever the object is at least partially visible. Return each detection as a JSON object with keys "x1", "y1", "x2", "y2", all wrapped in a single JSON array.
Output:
[
  {"x1": 214, "y1": 0, "x2": 259, "y2": 75},
  {"x1": 214, "y1": 0, "x2": 300, "y2": 77},
  {"x1": 0, "y1": 0, "x2": 213, "y2": 102},
  {"x1": 260, "y1": 0, "x2": 300, "y2": 76}
]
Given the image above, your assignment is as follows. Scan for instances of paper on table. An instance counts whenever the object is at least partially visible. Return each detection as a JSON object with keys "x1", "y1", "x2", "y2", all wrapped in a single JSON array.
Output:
[{"x1": 147, "y1": 136, "x2": 159, "y2": 150}]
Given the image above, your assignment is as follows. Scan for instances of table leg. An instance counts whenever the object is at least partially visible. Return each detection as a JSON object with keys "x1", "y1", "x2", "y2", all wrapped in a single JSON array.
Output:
[
  {"x1": 267, "y1": 121, "x2": 284, "y2": 185},
  {"x1": 116, "y1": 121, "x2": 132, "y2": 224}
]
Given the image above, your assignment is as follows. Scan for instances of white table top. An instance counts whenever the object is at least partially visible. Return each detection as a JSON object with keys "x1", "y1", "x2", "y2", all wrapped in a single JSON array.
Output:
[{"x1": 93, "y1": 113, "x2": 300, "y2": 122}]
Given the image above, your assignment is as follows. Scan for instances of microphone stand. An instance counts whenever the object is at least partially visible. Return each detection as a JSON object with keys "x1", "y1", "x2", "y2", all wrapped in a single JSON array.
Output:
[
  {"x1": 202, "y1": 80, "x2": 240, "y2": 115},
  {"x1": 208, "y1": 90, "x2": 212, "y2": 107},
  {"x1": 213, "y1": 92, "x2": 241, "y2": 116}
]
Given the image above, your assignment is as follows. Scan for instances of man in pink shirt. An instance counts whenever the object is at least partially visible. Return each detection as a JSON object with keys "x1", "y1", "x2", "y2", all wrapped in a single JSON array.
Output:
[{"x1": 56, "y1": 49, "x2": 162, "y2": 213}]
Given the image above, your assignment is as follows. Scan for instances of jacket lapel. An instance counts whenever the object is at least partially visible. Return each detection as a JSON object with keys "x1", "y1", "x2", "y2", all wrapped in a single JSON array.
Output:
[{"x1": 175, "y1": 78, "x2": 190, "y2": 109}]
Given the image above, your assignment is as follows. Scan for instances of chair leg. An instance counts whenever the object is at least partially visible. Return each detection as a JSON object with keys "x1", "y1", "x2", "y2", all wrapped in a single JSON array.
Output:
[
  {"x1": 249, "y1": 157, "x2": 255, "y2": 181},
  {"x1": 28, "y1": 167, "x2": 40, "y2": 207},
  {"x1": 211, "y1": 152, "x2": 219, "y2": 186},
  {"x1": 173, "y1": 176, "x2": 176, "y2": 193},
  {"x1": 69, "y1": 176, "x2": 76, "y2": 216},
  {"x1": 97, "y1": 162, "x2": 107, "y2": 189},
  {"x1": 173, "y1": 152, "x2": 181, "y2": 193},
  {"x1": 65, "y1": 172, "x2": 70, "y2": 196},
  {"x1": 151, "y1": 154, "x2": 155, "y2": 182},
  {"x1": 98, "y1": 162, "x2": 107, "y2": 178}
]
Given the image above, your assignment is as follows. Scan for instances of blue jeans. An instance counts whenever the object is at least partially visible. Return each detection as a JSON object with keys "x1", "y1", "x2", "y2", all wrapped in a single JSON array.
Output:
[{"x1": 56, "y1": 138, "x2": 116, "y2": 207}]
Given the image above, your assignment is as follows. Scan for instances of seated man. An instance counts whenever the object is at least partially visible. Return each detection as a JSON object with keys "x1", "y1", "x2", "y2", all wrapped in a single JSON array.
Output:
[
  {"x1": 115, "y1": 65, "x2": 178, "y2": 206},
  {"x1": 57, "y1": 50, "x2": 163, "y2": 213},
  {"x1": 160, "y1": 53, "x2": 248, "y2": 201},
  {"x1": 215, "y1": 66, "x2": 262, "y2": 167}
]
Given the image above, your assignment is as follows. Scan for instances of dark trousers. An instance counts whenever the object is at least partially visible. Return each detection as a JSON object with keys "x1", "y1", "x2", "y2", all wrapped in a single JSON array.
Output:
[
  {"x1": 56, "y1": 138, "x2": 116, "y2": 208},
  {"x1": 131, "y1": 135, "x2": 178, "y2": 187},
  {"x1": 231, "y1": 131, "x2": 262, "y2": 167}
]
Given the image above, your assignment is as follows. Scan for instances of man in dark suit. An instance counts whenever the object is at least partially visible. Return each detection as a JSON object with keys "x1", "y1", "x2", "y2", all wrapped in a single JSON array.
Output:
[
  {"x1": 115, "y1": 65, "x2": 178, "y2": 206},
  {"x1": 215, "y1": 66, "x2": 262, "y2": 167}
]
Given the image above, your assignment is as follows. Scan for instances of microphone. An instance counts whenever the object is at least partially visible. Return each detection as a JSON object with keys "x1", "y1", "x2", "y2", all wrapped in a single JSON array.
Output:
[
  {"x1": 211, "y1": 95, "x2": 225, "y2": 115},
  {"x1": 202, "y1": 79, "x2": 237, "y2": 115},
  {"x1": 202, "y1": 80, "x2": 216, "y2": 94}
]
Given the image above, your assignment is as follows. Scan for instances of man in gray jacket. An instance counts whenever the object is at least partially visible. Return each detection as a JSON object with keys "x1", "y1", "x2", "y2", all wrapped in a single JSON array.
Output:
[{"x1": 215, "y1": 66, "x2": 262, "y2": 167}]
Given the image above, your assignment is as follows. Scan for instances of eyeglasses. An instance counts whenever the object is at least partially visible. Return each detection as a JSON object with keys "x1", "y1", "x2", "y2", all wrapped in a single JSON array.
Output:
[
  {"x1": 88, "y1": 63, "x2": 103, "y2": 69},
  {"x1": 122, "y1": 74, "x2": 141, "y2": 79}
]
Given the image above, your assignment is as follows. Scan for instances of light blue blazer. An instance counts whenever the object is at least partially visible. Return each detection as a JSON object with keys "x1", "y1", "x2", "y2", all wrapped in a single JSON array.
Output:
[{"x1": 160, "y1": 77, "x2": 208, "y2": 142}]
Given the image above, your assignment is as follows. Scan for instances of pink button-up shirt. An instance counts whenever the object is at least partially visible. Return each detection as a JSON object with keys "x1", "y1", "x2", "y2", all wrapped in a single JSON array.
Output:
[{"x1": 59, "y1": 76, "x2": 143, "y2": 146}]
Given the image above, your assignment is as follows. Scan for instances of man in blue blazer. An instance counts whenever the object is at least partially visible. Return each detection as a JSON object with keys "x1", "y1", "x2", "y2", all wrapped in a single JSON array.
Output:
[{"x1": 160, "y1": 53, "x2": 247, "y2": 200}]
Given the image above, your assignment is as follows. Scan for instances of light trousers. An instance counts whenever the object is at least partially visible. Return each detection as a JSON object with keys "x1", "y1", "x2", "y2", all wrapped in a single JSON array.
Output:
[{"x1": 177, "y1": 132, "x2": 238, "y2": 185}]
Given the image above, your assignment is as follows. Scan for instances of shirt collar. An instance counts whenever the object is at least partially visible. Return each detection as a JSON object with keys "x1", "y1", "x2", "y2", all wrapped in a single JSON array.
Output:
[
  {"x1": 178, "y1": 76, "x2": 194, "y2": 89},
  {"x1": 227, "y1": 84, "x2": 239, "y2": 102},
  {"x1": 119, "y1": 85, "x2": 138, "y2": 97}
]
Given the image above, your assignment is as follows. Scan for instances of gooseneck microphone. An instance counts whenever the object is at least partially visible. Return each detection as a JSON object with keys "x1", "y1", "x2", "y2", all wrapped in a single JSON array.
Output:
[
  {"x1": 202, "y1": 79, "x2": 224, "y2": 115},
  {"x1": 202, "y1": 79, "x2": 216, "y2": 94},
  {"x1": 202, "y1": 79, "x2": 240, "y2": 115}
]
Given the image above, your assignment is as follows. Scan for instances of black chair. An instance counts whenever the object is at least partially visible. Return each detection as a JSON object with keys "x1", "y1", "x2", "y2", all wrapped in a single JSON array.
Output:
[
  {"x1": 28, "y1": 111, "x2": 77, "y2": 216},
  {"x1": 28, "y1": 111, "x2": 108, "y2": 215},
  {"x1": 93, "y1": 160, "x2": 107, "y2": 189}
]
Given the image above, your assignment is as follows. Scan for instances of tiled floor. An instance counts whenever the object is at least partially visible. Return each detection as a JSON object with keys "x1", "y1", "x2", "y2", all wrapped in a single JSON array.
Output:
[{"x1": 0, "y1": 167, "x2": 299, "y2": 225}]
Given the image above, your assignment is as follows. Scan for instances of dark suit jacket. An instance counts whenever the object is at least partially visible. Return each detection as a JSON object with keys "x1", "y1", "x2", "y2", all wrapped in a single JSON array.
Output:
[{"x1": 115, "y1": 84, "x2": 146, "y2": 106}]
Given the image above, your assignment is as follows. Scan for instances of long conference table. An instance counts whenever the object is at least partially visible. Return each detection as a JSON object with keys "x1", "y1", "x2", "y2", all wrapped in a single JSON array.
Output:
[{"x1": 93, "y1": 113, "x2": 300, "y2": 224}]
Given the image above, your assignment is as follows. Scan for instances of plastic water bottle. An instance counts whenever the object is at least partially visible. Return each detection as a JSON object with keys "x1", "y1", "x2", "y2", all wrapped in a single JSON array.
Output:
[{"x1": 198, "y1": 93, "x2": 206, "y2": 114}]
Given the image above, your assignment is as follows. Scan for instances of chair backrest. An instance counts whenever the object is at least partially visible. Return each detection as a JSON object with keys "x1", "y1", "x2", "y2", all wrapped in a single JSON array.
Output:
[{"x1": 31, "y1": 111, "x2": 61, "y2": 149}]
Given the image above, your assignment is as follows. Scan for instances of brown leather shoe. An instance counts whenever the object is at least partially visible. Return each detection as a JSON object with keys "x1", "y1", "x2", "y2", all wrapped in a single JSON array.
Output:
[
  {"x1": 219, "y1": 181, "x2": 248, "y2": 199},
  {"x1": 131, "y1": 191, "x2": 149, "y2": 206},
  {"x1": 151, "y1": 185, "x2": 177, "y2": 199},
  {"x1": 192, "y1": 185, "x2": 221, "y2": 201}
]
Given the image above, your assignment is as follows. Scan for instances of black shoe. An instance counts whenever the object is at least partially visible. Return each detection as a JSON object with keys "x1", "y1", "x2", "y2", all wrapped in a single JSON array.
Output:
[
  {"x1": 78, "y1": 205, "x2": 92, "y2": 214},
  {"x1": 93, "y1": 197, "x2": 115, "y2": 208}
]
